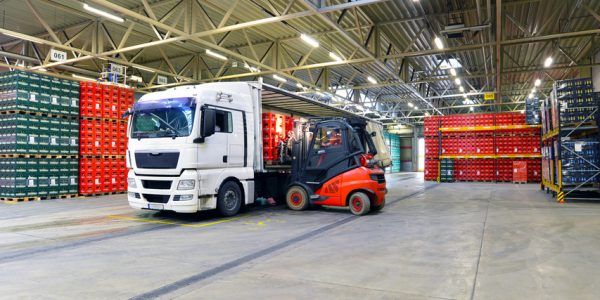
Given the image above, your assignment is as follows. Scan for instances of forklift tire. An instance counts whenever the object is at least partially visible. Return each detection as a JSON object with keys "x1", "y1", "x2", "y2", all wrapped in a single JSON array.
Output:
[
  {"x1": 372, "y1": 198, "x2": 385, "y2": 212},
  {"x1": 217, "y1": 181, "x2": 242, "y2": 217},
  {"x1": 348, "y1": 192, "x2": 371, "y2": 215},
  {"x1": 286, "y1": 186, "x2": 309, "y2": 211}
]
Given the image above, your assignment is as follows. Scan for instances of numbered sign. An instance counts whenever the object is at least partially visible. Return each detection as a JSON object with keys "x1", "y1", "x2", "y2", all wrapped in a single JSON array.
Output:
[{"x1": 50, "y1": 49, "x2": 67, "y2": 62}]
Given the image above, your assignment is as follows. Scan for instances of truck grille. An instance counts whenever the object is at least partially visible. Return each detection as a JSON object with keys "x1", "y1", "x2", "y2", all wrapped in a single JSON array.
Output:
[
  {"x1": 143, "y1": 194, "x2": 170, "y2": 203},
  {"x1": 135, "y1": 152, "x2": 179, "y2": 169},
  {"x1": 142, "y1": 180, "x2": 172, "y2": 190}
]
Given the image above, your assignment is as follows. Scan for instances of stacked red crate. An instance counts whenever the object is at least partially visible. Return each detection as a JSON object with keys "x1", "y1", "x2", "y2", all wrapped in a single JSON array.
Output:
[
  {"x1": 424, "y1": 137, "x2": 438, "y2": 158},
  {"x1": 527, "y1": 159, "x2": 542, "y2": 182},
  {"x1": 513, "y1": 161, "x2": 528, "y2": 183},
  {"x1": 424, "y1": 116, "x2": 439, "y2": 136},
  {"x1": 262, "y1": 112, "x2": 296, "y2": 163},
  {"x1": 79, "y1": 83, "x2": 133, "y2": 195},
  {"x1": 424, "y1": 159, "x2": 438, "y2": 180}
]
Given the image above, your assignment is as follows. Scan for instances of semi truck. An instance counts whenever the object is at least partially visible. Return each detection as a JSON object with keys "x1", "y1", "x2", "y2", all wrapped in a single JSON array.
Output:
[{"x1": 125, "y1": 82, "x2": 390, "y2": 216}]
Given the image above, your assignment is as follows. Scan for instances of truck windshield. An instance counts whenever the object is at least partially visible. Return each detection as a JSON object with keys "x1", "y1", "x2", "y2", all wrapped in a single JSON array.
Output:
[{"x1": 131, "y1": 97, "x2": 196, "y2": 139}]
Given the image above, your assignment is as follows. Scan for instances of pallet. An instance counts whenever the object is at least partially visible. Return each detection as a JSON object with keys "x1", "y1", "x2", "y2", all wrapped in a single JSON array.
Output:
[
  {"x1": 0, "y1": 110, "x2": 78, "y2": 120},
  {"x1": 79, "y1": 191, "x2": 126, "y2": 197},
  {"x1": 0, "y1": 154, "x2": 78, "y2": 159},
  {"x1": 0, "y1": 194, "x2": 78, "y2": 203},
  {"x1": 80, "y1": 116, "x2": 127, "y2": 123}
]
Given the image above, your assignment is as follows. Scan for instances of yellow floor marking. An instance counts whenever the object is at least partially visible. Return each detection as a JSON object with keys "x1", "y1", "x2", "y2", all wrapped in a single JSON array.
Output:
[
  {"x1": 0, "y1": 201, "x2": 18, "y2": 205},
  {"x1": 107, "y1": 215, "x2": 243, "y2": 228}
]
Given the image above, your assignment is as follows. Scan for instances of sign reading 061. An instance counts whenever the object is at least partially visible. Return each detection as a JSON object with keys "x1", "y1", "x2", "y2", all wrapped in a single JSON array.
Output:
[{"x1": 483, "y1": 92, "x2": 495, "y2": 101}]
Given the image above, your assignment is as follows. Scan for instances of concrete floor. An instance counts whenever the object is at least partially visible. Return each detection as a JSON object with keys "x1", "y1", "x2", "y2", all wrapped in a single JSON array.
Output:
[{"x1": 1, "y1": 173, "x2": 600, "y2": 299}]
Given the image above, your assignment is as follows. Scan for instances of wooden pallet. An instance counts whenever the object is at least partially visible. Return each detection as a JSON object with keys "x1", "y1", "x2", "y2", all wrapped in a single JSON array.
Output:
[
  {"x1": 513, "y1": 181, "x2": 527, "y2": 184},
  {"x1": 0, "y1": 197, "x2": 39, "y2": 203},
  {"x1": 79, "y1": 191, "x2": 126, "y2": 197},
  {"x1": 39, "y1": 194, "x2": 78, "y2": 200},
  {"x1": 1, "y1": 194, "x2": 79, "y2": 203},
  {"x1": 0, "y1": 110, "x2": 78, "y2": 120},
  {"x1": 80, "y1": 116, "x2": 127, "y2": 123},
  {"x1": 0, "y1": 154, "x2": 78, "y2": 159}
]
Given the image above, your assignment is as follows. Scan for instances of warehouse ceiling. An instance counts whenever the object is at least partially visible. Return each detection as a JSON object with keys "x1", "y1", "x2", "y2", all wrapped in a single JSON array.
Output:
[{"x1": 0, "y1": 0, "x2": 599, "y2": 125}]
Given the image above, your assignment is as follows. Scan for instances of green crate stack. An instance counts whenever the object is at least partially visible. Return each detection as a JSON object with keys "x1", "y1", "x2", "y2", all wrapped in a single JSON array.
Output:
[
  {"x1": 0, "y1": 70, "x2": 80, "y2": 200},
  {"x1": 440, "y1": 159, "x2": 454, "y2": 182},
  {"x1": 383, "y1": 131, "x2": 402, "y2": 173},
  {"x1": 0, "y1": 157, "x2": 79, "y2": 198}
]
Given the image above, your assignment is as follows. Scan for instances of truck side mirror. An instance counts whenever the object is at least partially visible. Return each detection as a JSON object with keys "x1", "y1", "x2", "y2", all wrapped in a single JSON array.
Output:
[{"x1": 195, "y1": 107, "x2": 216, "y2": 143}]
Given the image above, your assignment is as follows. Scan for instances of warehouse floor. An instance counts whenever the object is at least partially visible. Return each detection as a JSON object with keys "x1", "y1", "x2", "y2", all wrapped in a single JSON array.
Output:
[{"x1": 1, "y1": 174, "x2": 600, "y2": 299}]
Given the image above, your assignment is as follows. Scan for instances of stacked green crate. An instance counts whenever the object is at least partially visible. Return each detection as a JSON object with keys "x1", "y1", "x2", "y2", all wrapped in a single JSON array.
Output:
[
  {"x1": 390, "y1": 134, "x2": 401, "y2": 172},
  {"x1": 440, "y1": 159, "x2": 454, "y2": 182},
  {"x1": 0, "y1": 70, "x2": 80, "y2": 199}
]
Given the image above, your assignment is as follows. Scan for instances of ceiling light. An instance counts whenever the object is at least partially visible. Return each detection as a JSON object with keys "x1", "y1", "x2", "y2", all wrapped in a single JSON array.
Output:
[
  {"x1": 329, "y1": 52, "x2": 343, "y2": 62},
  {"x1": 463, "y1": 93, "x2": 468, "y2": 99},
  {"x1": 206, "y1": 49, "x2": 227, "y2": 61},
  {"x1": 424, "y1": 112, "x2": 430, "y2": 116},
  {"x1": 83, "y1": 4, "x2": 124, "y2": 23},
  {"x1": 521, "y1": 110, "x2": 525, "y2": 114},
  {"x1": 243, "y1": 62, "x2": 259, "y2": 73},
  {"x1": 296, "y1": 83, "x2": 303, "y2": 88},
  {"x1": 407, "y1": 102, "x2": 414, "y2": 107},
  {"x1": 414, "y1": 106, "x2": 418, "y2": 110},
  {"x1": 367, "y1": 76, "x2": 377, "y2": 84},
  {"x1": 272, "y1": 74, "x2": 286, "y2": 83},
  {"x1": 544, "y1": 56, "x2": 553, "y2": 68},
  {"x1": 528, "y1": 93, "x2": 534, "y2": 99},
  {"x1": 455, "y1": 78, "x2": 461, "y2": 85},
  {"x1": 459, "y1": 86, "x2": 464, "y2": 92},
  {"x1": 300, "y1": 34, "x2": 319, "y2": 48},
  {"x1": 469, "y1": 106, "x2": 474, "y2": 112},
  {"x1": 450, "y1": 68, "x2": 457, "y2": 76},
  {"x1": 72, "y1": 74, "x2": 95, "y2": 81},
  {"x1": 136, "y1": 65, "x2": 155, "y2": 72},
  {"x1": 433, "y1": 36, "x2": 444, "y2": 50},
  {"x1": 531, "y1": 87, "x2": 536, "y2": 93},
  {"x1": 534, "y1": 79, "x2": 541, "y2": 87},
  {"x1": 38, "y1": 68, "x2": 48, "y2": 72}
]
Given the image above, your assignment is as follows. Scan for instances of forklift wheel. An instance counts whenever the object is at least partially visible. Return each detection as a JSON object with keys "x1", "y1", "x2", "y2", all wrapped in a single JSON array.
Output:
[
  {"x1": 348, "y1": 192, "x2": 371, "y2": 216},
  {"x1": 286, "y1": 186, "x2": 309, "y2": 211},
  {"x1": 371, "y1": 198, "x2": 385, "y2": 212}
]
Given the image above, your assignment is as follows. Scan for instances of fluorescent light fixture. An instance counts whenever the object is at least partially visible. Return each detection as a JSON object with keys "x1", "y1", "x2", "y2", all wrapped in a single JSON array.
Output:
[
  {"x1": 455, "y1": 78, "x2": 461, "y2": 85},
  {"x1": 296, "y1": 83, "x2": 303, "y2": 88},
  {"x1": 130, "y1": 75, "x2": 143, "y2": 83},
  {"x1": 469, "y1": 106, "x2": 474, "y2": 112},
  {"x1": 531, "y1": 87, "x2": 536, "y2": 93},
  {"x1": 272, "y1": 74, "x2": 286, "y2": 83},
  {"x1": 72, "y1": 74, "x2": 95, "y2": 81},
  {"x1": 534, "y1": 79, "x2": 541, "y2": 87},
  {"x1": 450, "y1": 68, "x2": 457, "y2": 76},
  {"x1": 414, "y1": 106, "x2": 418, "y2": 110},
  {"x1": 459, "y1": 86, "x2": 464, "y2": 92},
  {"x1": 407, "y1": 102, "x2": 414, "y2": 107},
  {"x1": 528, "y1": 93, "x2": 534, "y2": 99},
  {"x1": 300, "y1": 34, "x2": 319, "y2": 48},
  {"x1": 463, "y1": 93, "x2": 468, "y2": 99},
  {"x1": 329, "y1": 52, "x2": 343, "y2": 62},
  {"x1": 367, "y1": 76, "x2": 377, "y2": 84},
  {"x1": 544, "y1": 56, "x2": 553, "y2": 68},
  {"x1": 424, "y1": 112, "x2": 430, "y2": 116},
  {"x1": 206, "y1": 49, "x2": 227, "y2": 61},
  {"x1": 83, "y1": 4, "x2": 124, "y2": 23},
  {"x1": 433, "y1": 36, "x2": 444, "y2": 50}
]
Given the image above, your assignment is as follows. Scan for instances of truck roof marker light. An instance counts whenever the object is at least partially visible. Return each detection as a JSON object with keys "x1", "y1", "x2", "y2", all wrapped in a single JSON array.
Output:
[
  {"x1": 273, "y1": 74, "x2": 287, "y2": 83},
  {"x1": 300, "y1": 34, "x2": 319, "y2": 48},
  {"x1": 83, "y1": 4, "x2": 124, "y2": 23},
  {"x1": 206, "y1": 49, "x2": 227, "y2": 61}
]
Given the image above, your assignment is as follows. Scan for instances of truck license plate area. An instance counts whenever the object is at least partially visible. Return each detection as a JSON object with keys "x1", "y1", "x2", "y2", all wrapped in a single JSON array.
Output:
[{"x1": 148, "y1": 203, "x2": 164, "y2": 210}]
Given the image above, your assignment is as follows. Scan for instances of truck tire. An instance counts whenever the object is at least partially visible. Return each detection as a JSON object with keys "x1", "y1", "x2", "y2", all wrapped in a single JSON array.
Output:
[
  {"x1": 286, "y1": 186, "x2": 309, "y2": 211},
  {"x1": 217, "y1": 181, "x2": 242, "y2": 217},
  {"x1": 372, "y1": 198, "x2": 385, "y2": 212},
  {"x1": 348, "y1": 192, "x2": 370, "y2": 215}
]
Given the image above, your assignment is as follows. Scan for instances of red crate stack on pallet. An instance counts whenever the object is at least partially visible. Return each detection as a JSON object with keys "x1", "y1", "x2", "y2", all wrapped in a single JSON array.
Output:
[
  {"x1": 424, "y1": 112, "x2": 542, "y2": 183},
  {"x1": 262, "y1": 112, "x2": 295, "y2": 163},
  {"x1": 79, "y1": 82, "x2": 133, "y2": 195}
]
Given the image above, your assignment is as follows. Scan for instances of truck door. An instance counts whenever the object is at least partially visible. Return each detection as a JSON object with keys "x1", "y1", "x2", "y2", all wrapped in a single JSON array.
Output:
[
  {"x1": 227, "y1": 110, "x2": 245, "y2": 167},
  {"x1": 198, "y1": 109, "x2": 231, "y2": 169}
]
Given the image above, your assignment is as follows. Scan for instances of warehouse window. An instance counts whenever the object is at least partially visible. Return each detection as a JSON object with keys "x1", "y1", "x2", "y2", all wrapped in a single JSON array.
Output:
[{"x1": 214, "y1": 110, "x2": 232, "y2": 133}]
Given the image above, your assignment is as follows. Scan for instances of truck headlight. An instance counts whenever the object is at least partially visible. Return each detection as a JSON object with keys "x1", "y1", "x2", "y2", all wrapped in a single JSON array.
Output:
[
  {"x1": 174, "y1": 194, "x2": 194, "y2": 201},
  {"x1": 177, "y1": 180, "x2": 195, "y2": 190},
  {"x1": 127, "y1": 178, "x2": 137, "y2": 188}
]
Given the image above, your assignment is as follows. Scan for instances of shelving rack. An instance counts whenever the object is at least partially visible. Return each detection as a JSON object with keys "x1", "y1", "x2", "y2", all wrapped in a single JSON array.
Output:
[
  {"x1": 541, "y1": 78, "x2": 600, "y2": 202},
  {"x1": 424, "y1": 113, "x2": 542, "y2": 183}
]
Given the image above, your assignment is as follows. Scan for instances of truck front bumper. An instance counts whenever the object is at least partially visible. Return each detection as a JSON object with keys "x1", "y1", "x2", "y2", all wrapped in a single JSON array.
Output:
[{"x1": 127, "y1": 170, "x2": 206, "y2": 213}]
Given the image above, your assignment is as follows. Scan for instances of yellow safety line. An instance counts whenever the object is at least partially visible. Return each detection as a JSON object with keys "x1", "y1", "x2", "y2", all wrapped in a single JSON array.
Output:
[
  {"x1": 0, "y1": 201, "x2": 17, "y2": 205},
  {"x1": 107, "y1": 215, "x2": 243, "y2": 228}
]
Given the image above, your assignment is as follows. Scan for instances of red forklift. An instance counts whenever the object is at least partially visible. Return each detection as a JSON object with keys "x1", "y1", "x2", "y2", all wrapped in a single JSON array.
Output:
[{"x1": 285, "y1": 118, "x2": 387, "y2": 215}]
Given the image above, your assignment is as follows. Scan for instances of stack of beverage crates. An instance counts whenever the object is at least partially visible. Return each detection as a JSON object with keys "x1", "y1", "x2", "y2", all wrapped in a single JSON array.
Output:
[
  {"x1": 386, "y1": 133, "x2": 401, "y2": 173},
  {"x1": 560, "y1": 139, "x2": 600, "y2": 185},
  {"x1": 556, "y1": 78, "x2": 598, "y2": 124},
  {"x1": 0, "y1": 70, "x2": 79, "y2": 199},
  {"x1": 525, "y1": 97, "x2": 540, "y2": 125},
  {"x1": 78, "y1": 82, "x2": 132, "y2": 195},
  {"x1": 439, "y1": 159, "x2": 454, "y2": 182},
  {"x1": 424, "y1": 112, "x2": 542, "y2": 183},
  {"x1": 262, "y1": 112, "x2": 294, "y2": 163}
]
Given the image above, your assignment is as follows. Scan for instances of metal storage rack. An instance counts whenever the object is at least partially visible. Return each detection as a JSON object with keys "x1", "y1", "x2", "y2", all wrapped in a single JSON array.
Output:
[{"x1": 541, "y1": 78, "x2": 600, "y2": 202}]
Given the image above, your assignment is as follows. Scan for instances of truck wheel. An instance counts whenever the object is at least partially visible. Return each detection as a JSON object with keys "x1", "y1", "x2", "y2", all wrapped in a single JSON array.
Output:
[
  {"x1": 286, "y1": 186, "x2": 309, "y2": 211},
  {"x1": 217, "y1": 181, "x2": 242, "y2": 217},
  {"x1": 348, "y1": 192, "x2": 370, "y2": 215},
  {"x1": 372, "y1": 198, "x2": 385, "y2": 212}
]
